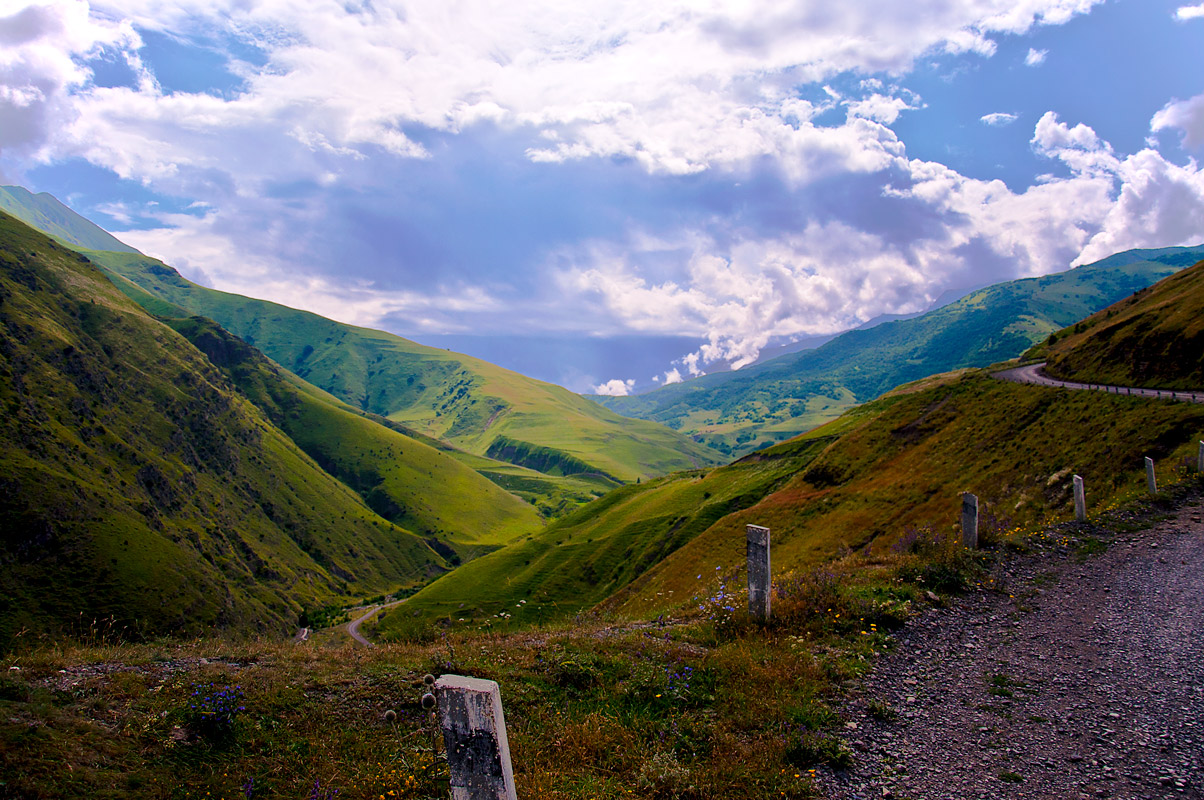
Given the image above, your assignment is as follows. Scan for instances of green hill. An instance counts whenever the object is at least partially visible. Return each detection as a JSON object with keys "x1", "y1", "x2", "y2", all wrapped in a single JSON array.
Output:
[
  {"x1": 385, "y1": 364, "x2": 1204, "y2": 636},
  {"x1": 597, "y1": 246, "x2": 1204, "y2": 456},
  {"x1": 1033, "y1": 258, "x2": 1204, "y2": 389},
  {"x1": 0, "y1": 185, "x2": 722, "y2": 505},
  {"x1": 0, "y1": 210, "x2": 447, "y2": 647},
  {"x1": 377, "y1": 435, "x2": 832, "y2": 632},
  {"x1": 78, "y1": 248, "x2": 720, "y2": 484},
  {"x1": 0, "y1": 186, "x2": 139, "y2": 254},
  {"x1": 162, "y1": 316, "x2": 543, "y2": 561}
]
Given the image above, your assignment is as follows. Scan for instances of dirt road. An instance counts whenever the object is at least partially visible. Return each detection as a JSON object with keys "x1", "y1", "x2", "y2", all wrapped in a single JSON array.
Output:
[{"x1": 819, "y1": 497, "x2": 1204, "y2": 799}]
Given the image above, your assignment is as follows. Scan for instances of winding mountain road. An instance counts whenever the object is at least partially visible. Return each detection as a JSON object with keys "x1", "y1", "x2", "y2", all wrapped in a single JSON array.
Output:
[
  {"x1": 344, "y1": 596, "x2": 410, "y2": 646},
  {"x1": 994, "y1": 362, "x2": 1204, "y2": 403}
]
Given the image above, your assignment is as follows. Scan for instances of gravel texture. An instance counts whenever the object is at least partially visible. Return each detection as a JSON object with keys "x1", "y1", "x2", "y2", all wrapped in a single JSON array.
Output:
[{"x1": 819, "y1": 495, "x2": 1204, "y2": 800}]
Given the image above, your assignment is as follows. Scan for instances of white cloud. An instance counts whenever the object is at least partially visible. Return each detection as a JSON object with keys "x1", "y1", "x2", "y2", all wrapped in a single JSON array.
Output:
[
  {"x1": 1175, "y1": 4, "x2": 1204, "y2": 21},
  {"x1": 981, "y1": 111, "x2": 1019, "y2": 126},
  {"x1": 568, "y1": 220, "x2": 946, "y2": 371},
  {"x1": 593, "y1": 378, "x2": 635, "y2": 396},
  {"x1": 1024, "y1": 47, "x2": 1048, "y2": 65},
  {"x1": 115, "y1": 212, "x2": 503, "y2": 330},
  {"x1": 1074, "y1": 148, "x2": 1204, "y2": 264},
  {"x1": 662, "y1": 368, "x2": 683, "y2": 385},
  {"x1": 0, "y1": 1, "x2": 140, "y2": 163},
  {"x1": 565, "y1": 107, "x2": 1204, "y2": 375},
  {"x1": 1151, "y1": 93, "x2": 1204, "y2": 150},
  {"x1": 3, "y1": 0, "x2": 1107, "y2": 188}
]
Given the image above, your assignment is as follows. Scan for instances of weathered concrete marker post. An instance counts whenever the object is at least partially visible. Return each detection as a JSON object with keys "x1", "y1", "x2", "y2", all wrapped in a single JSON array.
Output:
[
  {"x1": 434, "y1": 675, "x2": 517, "y2": 800},
  {"x1": 961, "y1": 493, "x2": 979, "y2": 549},
  {"x1": 1146, "y1": 457, "x2": 1158, "y2": 495},
  {"x1": 746, "y1": 524, "x2": 771, "y2": 622},
  {"x1": 1073, "y1": 475, "x2": 1086, "y2": 521},
  {"x1": 1198, "y1": 441, "x2": 1203, "y2": 473}
]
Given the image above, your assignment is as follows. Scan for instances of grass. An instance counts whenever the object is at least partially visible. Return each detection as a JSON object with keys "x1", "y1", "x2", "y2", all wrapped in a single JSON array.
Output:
[
  {"x1": 0, "y1": 542, "x2": 941, "y2": 800},
  {"x1": 164, "y1": 316, "x2": 543, "y2": 559},
  {"x1": 600, "y1": 369, "x2": 1204, "y2": 620},
  {"x1": 375, "y1": 435, "x2": 833, "y2": 636},
  {"x1": 374, "y1": 362, "x2": 1204, "y2": 635},
  {"x1": 8, "y1": 477, "x2": 1187, "y2": 799},
  {"x1": 0, "y1": 211, "x2": 444, "y2": 648}
]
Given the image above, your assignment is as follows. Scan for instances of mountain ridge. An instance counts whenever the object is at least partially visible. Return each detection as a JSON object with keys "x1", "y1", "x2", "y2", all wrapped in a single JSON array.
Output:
[
  {"x1": 596, "y1": 245, "x2": 1204, "y2": 456},
  {"x1": 0, "y1": 210, "x2": 447, "y2": 647}
]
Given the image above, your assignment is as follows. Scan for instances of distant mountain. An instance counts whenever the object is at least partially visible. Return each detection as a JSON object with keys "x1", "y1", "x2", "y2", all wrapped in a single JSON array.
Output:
[
  {"x1": 0, "y1": 186, "x2": 138, "y2": 254},
  {"x1": 0, "y1": 211, "x2": 446, "y2": 647},
  {"x1": 0, "y1": 186, "x2": 722, "y2": 490},
  {"x1": 1033, "y1": 256, "x2": 1204, "y2": 389},
  {"x1": 597, "y1": 246, "x2": 1204, "y2": 456}
]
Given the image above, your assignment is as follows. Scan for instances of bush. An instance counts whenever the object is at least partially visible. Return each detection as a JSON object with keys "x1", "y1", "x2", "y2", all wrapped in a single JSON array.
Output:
[{"x1": 891, "y1": 525, "x2": 972, "y2": 592}]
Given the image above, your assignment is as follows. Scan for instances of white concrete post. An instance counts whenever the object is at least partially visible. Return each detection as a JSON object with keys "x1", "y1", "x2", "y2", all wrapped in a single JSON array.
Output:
[
  {"x1": 1073, "y1": 475, "x2": 1086, "y2": 521},
  {"x1": 435, "y1": 675, "x2": 517, "y2": 800},
  {"x1": 1198, "y1": 441, "x2": 1203, "y2": 474},
  {"x1": 746, "y1": 524, "x2": 771, "y2": 622},
  {"x1": 961, "y1": 493, "x2": 979, "y2": 549},
  {"x1": 1146, "y1": 457, "x2": 1157, "y2": 495}
]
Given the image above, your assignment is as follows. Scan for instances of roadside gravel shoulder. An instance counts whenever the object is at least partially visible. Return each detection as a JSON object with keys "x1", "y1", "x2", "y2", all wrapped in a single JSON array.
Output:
[{"x1": 819, "y1": 491, "x2": 1204, "y2": 800}]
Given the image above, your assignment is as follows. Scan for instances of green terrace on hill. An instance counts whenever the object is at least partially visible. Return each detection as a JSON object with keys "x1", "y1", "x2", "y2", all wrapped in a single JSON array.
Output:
[
  {"x1": 386, "y1": 367, "x2": 1204, "y2": 635},
  {"x1": 597, "y1": 246, "x2": 1204, "y2": 457},
  {"x1": 1031, "y1": 257, "x2": 1204, "y2": 389},
  {"x1": 0, "y1": 211, "x2": 448, "y2": 647}
]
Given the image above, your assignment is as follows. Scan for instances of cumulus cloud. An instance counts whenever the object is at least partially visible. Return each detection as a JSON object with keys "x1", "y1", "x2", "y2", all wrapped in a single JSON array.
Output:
[
  {"x1": 564, "y1": 105, "x2": 1204, "y2": 379},
  {"x1": 1024, "y1": 47, "x2": 1048, "y2": 65},
  {"x1": 0, "y1": 1, "x2": 139, "y2": 164},
  {"x1": 19, "y1": 0, "x2": 1194, "y2": 388},
  {"x1": 593, "y1": 378, "x2": 635, "y2": 396},
  {"x1": 981, "y1": 112, "x2": 1019, "y2": 126},
  {"x1": 116, "y1": 211, "x2": 503, "y2": 330},
  {"x1": 1151, "y1": 93, "x2": 1204, "y2": 150},
  {"x1": 3, "y1": 0, "x2": 1107, "y2": 188},
  {"x1": 1175, "y1": 4, "x2": 1204, "y2": 21},
  {"x1": 568, "y1": 219, "x2": 948, "y2": 372}
]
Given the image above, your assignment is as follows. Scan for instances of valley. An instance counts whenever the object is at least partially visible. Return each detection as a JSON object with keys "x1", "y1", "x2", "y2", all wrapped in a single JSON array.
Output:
[{"x1": 2, "y1": 190, "x2": 1204, "y2": 800}]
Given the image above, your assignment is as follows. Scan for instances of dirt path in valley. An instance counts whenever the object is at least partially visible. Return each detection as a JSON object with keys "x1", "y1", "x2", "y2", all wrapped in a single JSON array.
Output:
[{"x1": 818, "y1": 495, "x2": 1204, "y2": 800}]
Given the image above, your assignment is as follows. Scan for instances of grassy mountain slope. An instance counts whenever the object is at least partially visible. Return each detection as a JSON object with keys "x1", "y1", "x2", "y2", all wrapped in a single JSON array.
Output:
[
  {"x1": 376, "y1": 435, "x2": 832, "y2": 632},
  {"x1": 603, "y1": 371, "x2": 1204, "y2": 618},
  {"x1": 0, "y1": 211, "x2": 445, "y2": 647},
  {"x1": 0, "y1": 186, "x2": 139, "y2": 254},
  {"x1": 387, "y1": 364, "x2": 1204, "y2": 634},
  {"x1": 163, "y1": 316, "x2": 543, "y2": 560},
  {"x1": 598, "y1": 246, "x2": 1204, "y2": 456},
  {"x1": 75, "y1": 248, "x2": 721, "y2": 484},
  {"x1": 1033, "y1": 258, "x2": 1204, "y2": 389}
]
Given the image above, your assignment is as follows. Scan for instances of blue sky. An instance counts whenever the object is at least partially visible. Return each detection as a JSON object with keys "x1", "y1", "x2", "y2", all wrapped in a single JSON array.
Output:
[{"x1": 2, "y1": 0, "x2": 1203, "y2": 394}]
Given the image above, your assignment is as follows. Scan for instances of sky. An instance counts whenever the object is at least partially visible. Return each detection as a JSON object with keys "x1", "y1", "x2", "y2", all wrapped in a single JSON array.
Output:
[{"x1": 2, "y1": 0, "x2": 1203, "y2": 395}]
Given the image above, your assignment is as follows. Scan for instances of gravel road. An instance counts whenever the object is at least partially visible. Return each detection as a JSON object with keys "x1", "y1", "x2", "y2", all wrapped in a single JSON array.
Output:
[{"x1": 819, "y1": 496, "x2": 1204, "y2": 800}]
